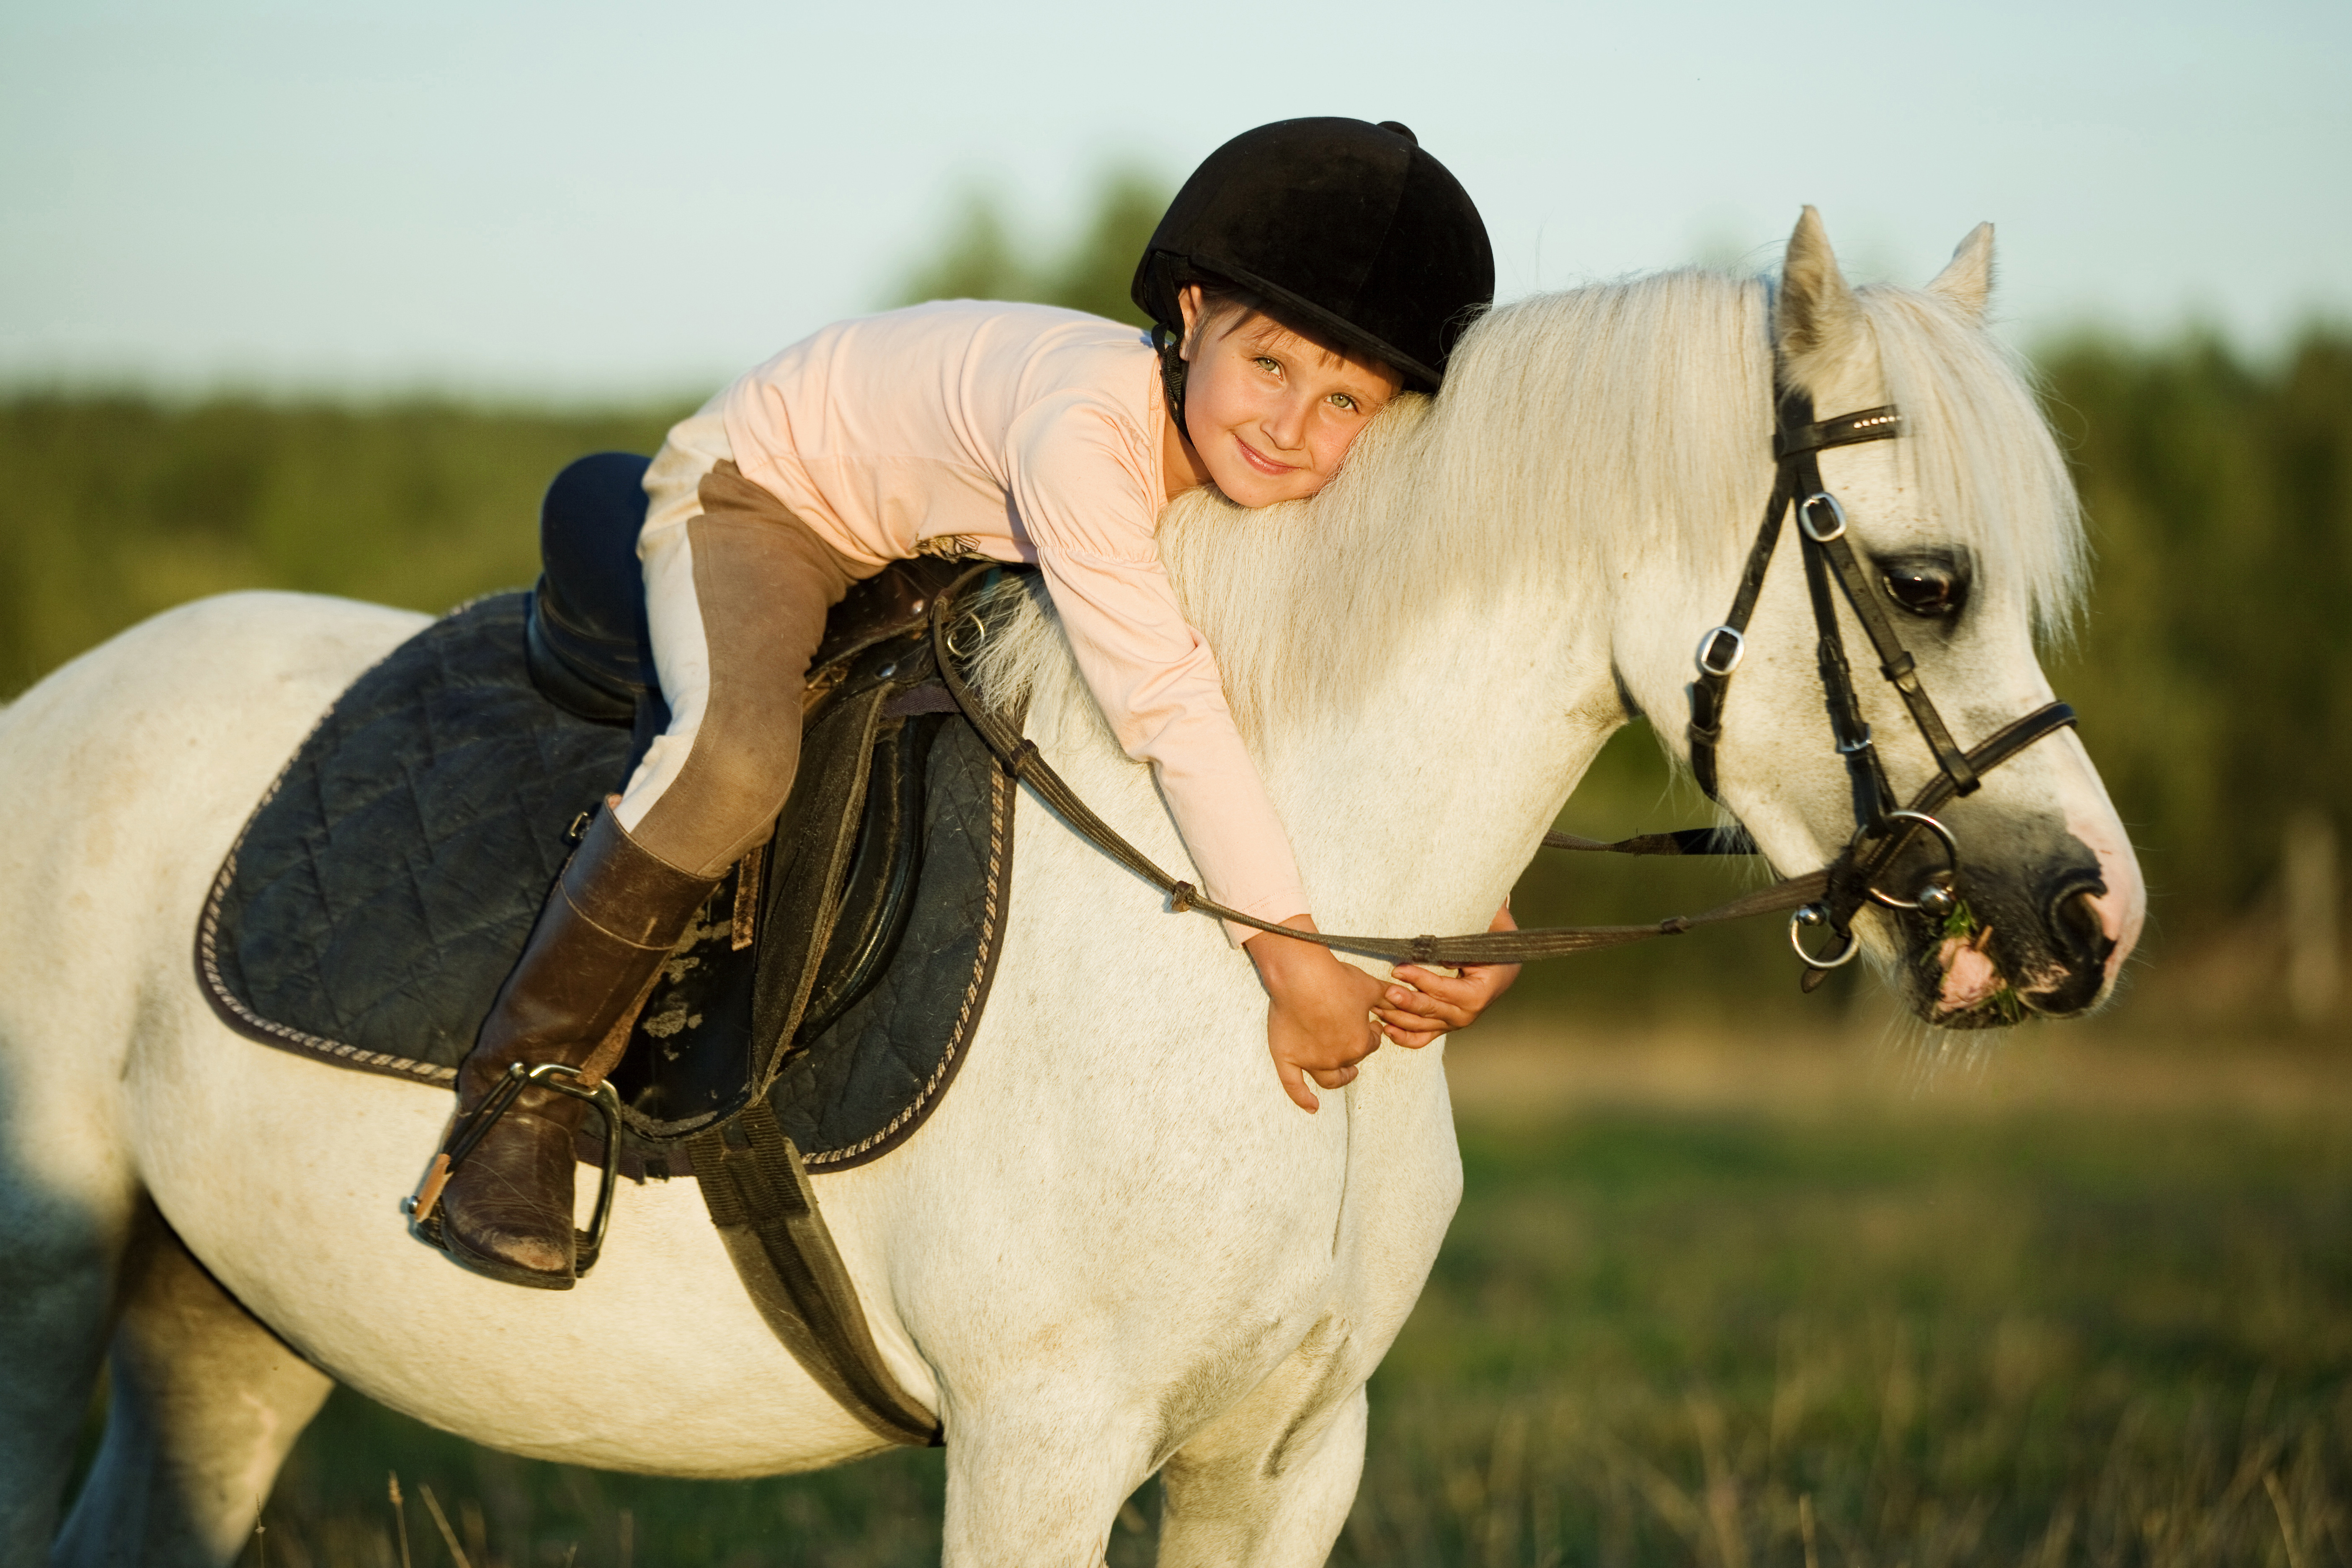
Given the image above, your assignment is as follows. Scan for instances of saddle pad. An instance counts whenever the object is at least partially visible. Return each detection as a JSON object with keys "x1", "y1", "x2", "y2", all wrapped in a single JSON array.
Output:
[{"x1": 199, "y1": 593, "x2": 1014, "y2": 1171}]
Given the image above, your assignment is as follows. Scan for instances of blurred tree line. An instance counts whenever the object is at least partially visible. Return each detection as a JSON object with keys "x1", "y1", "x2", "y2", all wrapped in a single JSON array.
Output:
[
  {"x1": 1, "y1": 173, "x2": 2343, "y2": 1023},
  {"x1": 890, "y1": 170, "x2": 1166, "y2": 325}
]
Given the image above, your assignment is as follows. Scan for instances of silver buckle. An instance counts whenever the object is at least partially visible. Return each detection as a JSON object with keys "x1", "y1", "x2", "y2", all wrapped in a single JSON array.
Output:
[
  {"x1": 1798, "y1": 492, "x2": 1848, "y2": 543},
  {"x1": 1694, "y1": 625, "x2": 1746, "y2": 676}
]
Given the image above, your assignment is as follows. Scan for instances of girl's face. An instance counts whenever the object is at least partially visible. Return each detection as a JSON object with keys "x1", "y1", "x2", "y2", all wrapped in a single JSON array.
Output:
[{"x1": 1173, "y1": 286, "x2": 1404, "y2": 508}]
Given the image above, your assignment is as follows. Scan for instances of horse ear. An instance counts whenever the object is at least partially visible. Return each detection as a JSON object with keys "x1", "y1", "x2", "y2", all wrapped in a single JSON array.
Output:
[
  {"x1": 1926, "y1": 222, "x2": 1995, "y2": 322},
  {"x1": 1776, "y1": 207, "x2": 1863, "y2": 369}
]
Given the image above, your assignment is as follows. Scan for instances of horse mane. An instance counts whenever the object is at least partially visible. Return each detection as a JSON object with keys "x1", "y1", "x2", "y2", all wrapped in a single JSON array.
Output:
[{"x1": 977, "y1": 265, "x2": 2085, "y2": 747}]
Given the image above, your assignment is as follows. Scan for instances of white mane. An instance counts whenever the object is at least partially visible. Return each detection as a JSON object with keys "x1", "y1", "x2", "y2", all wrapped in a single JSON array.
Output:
[{"x1": 978, "y1": 266, "x2": 2085, "y2": 744}]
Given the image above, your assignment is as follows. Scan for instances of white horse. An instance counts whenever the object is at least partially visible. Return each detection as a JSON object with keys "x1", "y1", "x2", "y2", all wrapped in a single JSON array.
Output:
[{"x1": 0, "y1": 211, "x2": 2142, "y2": 1566}]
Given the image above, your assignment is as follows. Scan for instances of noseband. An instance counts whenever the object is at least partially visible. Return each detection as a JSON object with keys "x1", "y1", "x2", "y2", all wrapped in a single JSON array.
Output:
[{"x1": 1686, "y1": 384, "x2": 2077, "y2": 982}]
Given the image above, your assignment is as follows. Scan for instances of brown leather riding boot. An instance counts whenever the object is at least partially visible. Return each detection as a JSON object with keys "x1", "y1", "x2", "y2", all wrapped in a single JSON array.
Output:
[{"x1": 430, "y1": 805, "x2": 719, "y2": 1289}]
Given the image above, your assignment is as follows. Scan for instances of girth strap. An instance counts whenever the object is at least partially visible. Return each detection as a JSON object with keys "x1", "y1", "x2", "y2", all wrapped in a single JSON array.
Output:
[{"x1": 687, "y1": 1104, "x2": 944, "y2": 1447}]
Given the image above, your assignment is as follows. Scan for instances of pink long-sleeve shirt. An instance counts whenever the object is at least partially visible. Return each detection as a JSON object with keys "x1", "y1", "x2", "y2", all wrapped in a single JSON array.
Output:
[{"x1": 719, "y1": 300, "x2": 1309, "y2": 936}]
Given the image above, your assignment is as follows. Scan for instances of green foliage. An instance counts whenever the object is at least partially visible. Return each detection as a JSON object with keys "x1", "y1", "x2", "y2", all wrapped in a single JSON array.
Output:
[
  {"x1": 1344, "y1": 1096, "x2": 2352, "y2": 1565},
  {"x1": 0, "y1": 398, "x2": 684, "y2": 697},
  {"x1": 891, "y1": 169, "x2": 1171, "y2": 326},
  {"x1": 2036, "y1": 332, "x2": 2352, "y2": 920}
]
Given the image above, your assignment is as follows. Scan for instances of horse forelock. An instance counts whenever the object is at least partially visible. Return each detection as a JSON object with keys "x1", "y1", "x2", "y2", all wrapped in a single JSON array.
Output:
[
  {"x1": 1847, "y1": 284, "x2": 2088, "y2": 640},
  {"x1": 977, "y1": 263, "x2": 2086, "y2": 746}
]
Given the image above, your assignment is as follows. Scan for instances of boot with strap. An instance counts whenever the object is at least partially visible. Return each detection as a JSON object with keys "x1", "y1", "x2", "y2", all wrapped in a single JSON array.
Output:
[{"x1": 422, "y1": 803, "x2": 720, "y2": 1289}]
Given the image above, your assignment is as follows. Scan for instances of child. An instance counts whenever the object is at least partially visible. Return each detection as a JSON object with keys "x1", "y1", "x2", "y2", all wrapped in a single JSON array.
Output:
[{"x1": 437, "y1": 117, "x2": 1521, "y2": 1289}]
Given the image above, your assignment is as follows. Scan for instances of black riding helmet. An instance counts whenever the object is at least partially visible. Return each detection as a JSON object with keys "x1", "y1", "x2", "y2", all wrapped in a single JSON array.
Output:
[{"x1": 1132, "y1": 118, "x2": 1494, "y2": 395}]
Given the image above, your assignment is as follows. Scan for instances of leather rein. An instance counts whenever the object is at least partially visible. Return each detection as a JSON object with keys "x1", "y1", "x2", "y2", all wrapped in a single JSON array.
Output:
[{"x1": 928, "y1": 379, "x2": 2077, "y2": 983}]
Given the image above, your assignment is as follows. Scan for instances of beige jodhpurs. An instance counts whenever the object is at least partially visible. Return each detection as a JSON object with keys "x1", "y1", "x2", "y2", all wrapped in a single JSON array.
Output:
[{"x1": 616, "y1": 440, "x2": 863, "y2": 880}]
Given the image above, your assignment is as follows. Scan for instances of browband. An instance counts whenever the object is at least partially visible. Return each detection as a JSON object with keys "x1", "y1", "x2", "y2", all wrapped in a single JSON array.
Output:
[{"x1": 1773, "y1": 405, "x2": 1902, "y2": 459}]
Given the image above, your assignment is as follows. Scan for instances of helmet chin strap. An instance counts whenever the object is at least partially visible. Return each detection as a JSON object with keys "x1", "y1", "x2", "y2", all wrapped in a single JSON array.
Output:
[{"x1": 1153, "y1": 321, "x2": 1190, "y2": 433}]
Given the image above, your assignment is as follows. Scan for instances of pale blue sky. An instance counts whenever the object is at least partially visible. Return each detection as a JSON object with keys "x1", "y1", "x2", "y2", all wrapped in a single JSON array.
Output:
[{"x1": 3, "y1": 0, "x2": 2344, "y2": 400}]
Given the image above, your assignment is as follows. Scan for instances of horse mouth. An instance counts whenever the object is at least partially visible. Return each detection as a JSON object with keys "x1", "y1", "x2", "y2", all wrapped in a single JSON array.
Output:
[
  {"x1": 1929, "y1": 926, "x2": 2004, "y2": 1025},
  {"x1": 1925, "y1": 923, "x2": 2026, "y2": 1029},
  {"x1": 1919, "y1": 906, "x2": 2107, "y2": 1028}
]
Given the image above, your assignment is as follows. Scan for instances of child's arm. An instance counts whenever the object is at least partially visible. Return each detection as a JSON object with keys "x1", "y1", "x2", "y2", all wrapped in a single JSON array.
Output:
[
  {"x1": 1245, "y1": 918, "x2": 1388, "y2": 1113},
  {"x1": 1373, "y1": 903, "x2": 1522, "y2": 1050}
]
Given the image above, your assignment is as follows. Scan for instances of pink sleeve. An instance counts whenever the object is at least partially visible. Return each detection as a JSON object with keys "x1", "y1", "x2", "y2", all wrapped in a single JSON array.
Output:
[{"x1": 1007, "y1": 395, "x2": 1309, "y2": 943}]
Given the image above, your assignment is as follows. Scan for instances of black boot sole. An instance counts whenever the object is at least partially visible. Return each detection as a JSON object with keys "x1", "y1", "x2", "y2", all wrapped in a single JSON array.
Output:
[{"x1": 415, "y1": 1203, "x2": 578, "y2": 1290}]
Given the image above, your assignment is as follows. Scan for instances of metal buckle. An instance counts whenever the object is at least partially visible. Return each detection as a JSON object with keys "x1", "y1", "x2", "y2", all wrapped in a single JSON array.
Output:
[
  {"x1": 1864, "y1": 809, "x2": 1962, "y2": 912},
  {"x1": 944, "y1": 609, "x2": 988, "y2": 661},
  {"x1": 1798, "y1": 492, "x2": 1848, "y2": 543},
  {"x1": 1836, "y1": 725, "x2": 1875, "y2": 756},
  {"x1": 1789, "y1": 903, "x2": 1860, "y2": 969},
  {"x1": 1694, "y1": 625, "x2": 1746, "y2": 676}
]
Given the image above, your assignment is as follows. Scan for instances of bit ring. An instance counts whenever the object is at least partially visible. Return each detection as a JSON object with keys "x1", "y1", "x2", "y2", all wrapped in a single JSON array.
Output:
[
  {"x1": 1866, "y1": 810, "x2": 1962, "y2": 911},
  {"x1": 1789, "y1": 904, "x2": 1860, "y2": 969}
]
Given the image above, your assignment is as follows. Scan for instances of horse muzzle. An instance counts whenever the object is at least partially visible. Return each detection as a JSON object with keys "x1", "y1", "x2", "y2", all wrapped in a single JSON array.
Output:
[{"x1": 1894, "y1": 831, "x2": 2123, "y2": 1028}]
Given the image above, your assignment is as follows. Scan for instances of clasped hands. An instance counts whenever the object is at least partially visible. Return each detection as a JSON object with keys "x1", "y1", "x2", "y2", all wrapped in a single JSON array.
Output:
[{"x1": 1244, "y1": 905, "x2": 1520, "y2": 1113}]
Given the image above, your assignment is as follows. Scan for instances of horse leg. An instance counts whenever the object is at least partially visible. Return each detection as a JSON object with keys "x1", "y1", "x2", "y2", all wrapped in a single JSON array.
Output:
[
  {"x1": 0, "y1": 1168, "x2": 130, "y2": 1563},
  {"x1": 52, "y1": 1202, "x2": 333, "y2": 1568},
  {"x1": 940, "y1": 1398, "x2": 1161, "y2": 1568},
  {"x1": 1152, "y1": 1319, "x2": 1369, "y2": 1568}
]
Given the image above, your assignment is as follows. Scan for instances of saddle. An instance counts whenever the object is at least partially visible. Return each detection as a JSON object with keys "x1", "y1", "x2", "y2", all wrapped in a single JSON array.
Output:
[{"x1": 199, "y1": 454, "x2": 1024, "y2": 1445}]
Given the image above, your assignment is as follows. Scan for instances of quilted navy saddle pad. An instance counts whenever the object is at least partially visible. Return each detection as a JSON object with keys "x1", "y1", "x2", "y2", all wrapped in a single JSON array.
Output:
[{"x1": 198, "y1": 591, "x2": 1015, "y2": 1173}]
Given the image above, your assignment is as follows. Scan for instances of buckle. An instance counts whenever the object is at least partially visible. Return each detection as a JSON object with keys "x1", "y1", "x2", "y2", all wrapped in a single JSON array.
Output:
[
  {"x1": 1798, "y1": 493, "x2": 1848, "y2": 543},
  {"x1": 1694, "y1": 625, "x2": 1746, "y2": 677}
]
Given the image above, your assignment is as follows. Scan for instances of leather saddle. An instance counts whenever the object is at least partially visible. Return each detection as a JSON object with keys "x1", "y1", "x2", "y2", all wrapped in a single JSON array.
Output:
[
  {"x1": 524, "y1": 452, "x2": 1013, "y2": 1174},
  {"x1": 199, "y1": 453, "x2": 1024, "y2": 1178}
]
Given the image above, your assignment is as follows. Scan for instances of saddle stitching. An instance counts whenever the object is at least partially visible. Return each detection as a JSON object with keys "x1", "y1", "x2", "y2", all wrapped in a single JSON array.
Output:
[
  {"x1": 800, "y1": 735, "x2": 1010, "y2": 1168},
  {"x1": 194, "y1": 691, "x2": 459, "y2": 1088},
  {"x1": 204, "y1": 596, "x2": 1020, "y2": 1165}
]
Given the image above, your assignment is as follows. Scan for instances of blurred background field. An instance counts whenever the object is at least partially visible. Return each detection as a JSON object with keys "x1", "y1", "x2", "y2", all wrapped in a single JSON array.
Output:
[
  {"x1": 16, "y1": 182, "x2": 2352, "y2": 1564},
  {"x1": 201, "y1": 1026, "x2": 2352, "y2": 1566}
]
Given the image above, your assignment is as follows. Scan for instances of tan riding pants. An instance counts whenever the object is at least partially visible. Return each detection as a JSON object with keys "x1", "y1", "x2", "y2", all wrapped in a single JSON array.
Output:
[{"x1": 615, "y1": 413, "x2": 865, "y2": 879}]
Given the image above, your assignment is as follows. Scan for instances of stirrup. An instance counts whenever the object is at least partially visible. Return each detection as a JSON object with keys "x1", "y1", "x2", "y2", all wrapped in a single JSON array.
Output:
[{"x1": 404, "y1": 1062, "x2": 626, "y2": 1275}]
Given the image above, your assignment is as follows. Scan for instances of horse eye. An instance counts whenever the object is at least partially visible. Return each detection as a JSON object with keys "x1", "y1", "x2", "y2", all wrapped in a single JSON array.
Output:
[{"x1": 1881, "y1": 564, "x2": 1963, "y2": 618}]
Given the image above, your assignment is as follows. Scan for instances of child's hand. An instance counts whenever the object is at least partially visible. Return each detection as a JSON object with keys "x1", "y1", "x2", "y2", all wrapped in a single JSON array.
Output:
[
  {"x1": 1374, "y1": 903, "x2": 1522, "y2": 1049},
  {"x1": 1245, "y1": 917, "x2": 1387, "y2": 1113}
]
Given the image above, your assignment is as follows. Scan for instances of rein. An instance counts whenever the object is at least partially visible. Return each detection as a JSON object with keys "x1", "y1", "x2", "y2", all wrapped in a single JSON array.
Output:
[{"x1": 928, "y1": 377, "x2": 2077, "y2": 982}]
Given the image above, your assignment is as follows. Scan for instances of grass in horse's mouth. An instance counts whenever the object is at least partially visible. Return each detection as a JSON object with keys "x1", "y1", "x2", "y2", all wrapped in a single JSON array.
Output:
[{"x1": 1928, "y1": 900, "x2": 2027, "y2": 1026}]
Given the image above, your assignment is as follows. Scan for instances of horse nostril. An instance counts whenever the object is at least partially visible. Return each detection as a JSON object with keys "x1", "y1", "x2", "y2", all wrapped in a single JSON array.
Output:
[{"x1": 2048, "y1": 882, "x2": 2113, "y2": 970}]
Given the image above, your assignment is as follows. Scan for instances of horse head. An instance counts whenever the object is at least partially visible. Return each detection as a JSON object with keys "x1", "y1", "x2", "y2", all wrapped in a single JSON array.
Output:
[{"x1": 1620, "y1": 209, "x2": 2145, "y2": 1026}]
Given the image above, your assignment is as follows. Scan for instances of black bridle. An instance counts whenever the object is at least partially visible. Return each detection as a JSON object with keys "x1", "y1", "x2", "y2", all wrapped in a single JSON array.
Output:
[
  {"x1": 925, "y1": 375, "x2": 2081, "y2": 984},
  {"x1": 1686, "y1": 384, "x2": 2078, "y2": 982}
]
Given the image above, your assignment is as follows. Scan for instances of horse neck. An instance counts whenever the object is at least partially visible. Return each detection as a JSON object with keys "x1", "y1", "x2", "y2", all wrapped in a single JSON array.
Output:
[
  {"x1": 1159, "y1": 475, "x2": 1626, "y2": 936},
  {"x1": 1258, "y1": 578, "x2": 1622, "y2": 937},
  {"x1": 1010, "y1": 274, "x2": 1779, "y2": 934}
]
